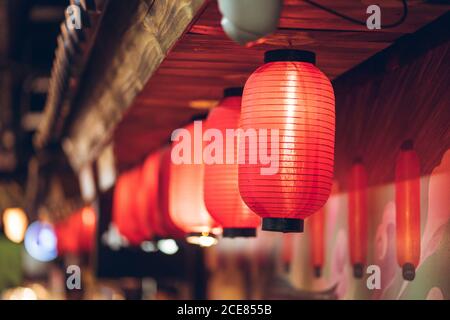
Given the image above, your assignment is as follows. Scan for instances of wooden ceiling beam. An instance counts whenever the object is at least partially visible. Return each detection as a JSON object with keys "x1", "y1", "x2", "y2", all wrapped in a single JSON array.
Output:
[{"x1": 63, "y1": 0, "x2": 207, "y2": 171}]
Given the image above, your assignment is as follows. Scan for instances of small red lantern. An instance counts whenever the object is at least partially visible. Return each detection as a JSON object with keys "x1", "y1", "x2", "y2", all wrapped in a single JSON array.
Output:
[
  {"x1": 113, "y1": 168, "x2": 146, "y2": 245},
  {"x1": 348, "y1": 158, "x2": 368, "y2": 278},
  {"x1": 395, "y1": 140, "x2": 421, "y2": 281},
  {"x1": 309, "y1": 207, "x2": 325, "y2": 277},
  {"x1": 80, "y1": 206, "x2": 96, "y2": 252},
  {"x1": 169, "y1": 123, "x2": 218, "y2": 242},
  {"x1": 239, "y1": 49, "x2": 335, "y2": 233},
  {"x1": 204, "y1": 87, "x2": 261, "y2": 238}
]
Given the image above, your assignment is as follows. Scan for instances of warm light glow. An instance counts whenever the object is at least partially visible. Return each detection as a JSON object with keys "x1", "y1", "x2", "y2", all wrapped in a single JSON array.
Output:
[
  {"x1": 189, "y1": 99, "x2": 219, "y2": 110},
  {"x1": 157, "y1": 239, "x2": 179, "y2": 255},
  {"x1": 140, "y1": 241, "x2": 157, "y2": 253},
  {"x1": 3, "y1": 208, "x2": 28, "y2": 243},
  {"x1": 186, "y1": 233, "x2": 218, "y2": 247},
  {"x1": 4, "y1": 287, "x2": 38, "y2": 300},
  {"x1": 81, "y1": 207, "x2": 96, "y2": 227}
]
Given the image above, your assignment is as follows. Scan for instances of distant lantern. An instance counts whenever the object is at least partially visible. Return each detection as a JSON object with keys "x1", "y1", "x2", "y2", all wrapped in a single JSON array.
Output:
[
  {"x1": 395, "y1": 140, "x2": 421, "y2": 281},
  {"x1": 348, "y1": 158, "x2": 368, "y2": 278},
  {"x1": 169, "y1": 123, "x2": 219, "y2": 246},
  {"x1": 55, "y1": 207, "x2": 96, "y2": 255},
  {"x1": 309, "y1": 207, "x2": 325, "y2": 278},
  {"x1": 80, "y1": 206, "x2": 96, "y2": 253},
  {"x1": 138, "y1": 151, "x2": 166, "y2": 238},
  {"x1": 158, "y1": 147, "x2": 188, "y2": 239},
  {"x1": 204, "y1": 87, "x2": 261, "y2": 238},
  {"x1": 113, "y1": 168, "x2": 145, "y2": 245},
  {"x1": 239, "y1": 49, "x2": 335, "y2": 233}
]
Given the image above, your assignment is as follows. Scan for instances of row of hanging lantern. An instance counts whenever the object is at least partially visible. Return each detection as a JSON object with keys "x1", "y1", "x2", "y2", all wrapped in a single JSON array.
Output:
[
  {"x1": 348, "y1": 141, "x2": 421, "y2": 281},
  {"x1": 110, "y1": 48, "x2": 420, "y2": 282},
  {"x1": 112, "y1": 49, "x2": 336, "y2": 246}
]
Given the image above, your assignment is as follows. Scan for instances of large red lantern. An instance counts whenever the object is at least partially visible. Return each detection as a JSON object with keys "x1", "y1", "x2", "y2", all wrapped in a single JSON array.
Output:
[
  {"x1": 158, "y1": 147, "x2": 186, "y2": 239},
  {"x1": 309, "y1": 207, "x2": 325, "y2": 277},
  {"x1": 204, "y1": 88, "x2": 261, "y2": 238},
  {"x1": 239, "y1": 49, "x2": 335, "y2": 233},
  {"x1": 170, "y1": 123, "x2": 219, "y2": 244},
  {"x1": 113, "y1": 168, "x2": 146, "y2": 245},
  {"x1": 395, "y1": 140, "x2": 421, "y2": 281},
  {"x1": 348, "y1": 159, "x2": 368, "y2": 278}
]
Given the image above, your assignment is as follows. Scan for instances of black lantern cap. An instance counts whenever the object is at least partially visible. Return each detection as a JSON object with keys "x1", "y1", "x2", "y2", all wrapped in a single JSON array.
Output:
[
  {"x1": 223, "y1": 87, "x2": 244, "y2": 98},
  {"x1": 262, "y1": 217, "x2": 304, "y2": 233},
  {"x1": 402, "y1": 263, "x2": 416, "y2": 281},
  {"x1": 264, "y1": 49, "x2": 316, "y2": 65},
  {"x1": 314, "y1": 266, "x2": 322, "y2": 278},
  {"x1": 223, "y1": 228, "x2": 257, "y2": 238},
  {"x1": 353, "y1": 263, "x2": 364, "y2": 278}
]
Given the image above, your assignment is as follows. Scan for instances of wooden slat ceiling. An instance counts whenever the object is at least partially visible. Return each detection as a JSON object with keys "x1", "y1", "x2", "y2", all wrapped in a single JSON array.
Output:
[{"x1": 113, "y1": 0, "x2": 449, "y2": 170}]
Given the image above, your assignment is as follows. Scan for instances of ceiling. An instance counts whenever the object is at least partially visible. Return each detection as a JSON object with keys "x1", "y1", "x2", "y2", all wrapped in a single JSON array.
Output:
[{"x1": 113, "y1": 0, "x2": 450, "y2": 170}]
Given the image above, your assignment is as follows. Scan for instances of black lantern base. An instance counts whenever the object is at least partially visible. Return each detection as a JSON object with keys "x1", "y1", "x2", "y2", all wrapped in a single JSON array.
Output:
[
  {"x1": 264, "y1": 49, "x2": 316, "y2": 64},
  {"x1": 353, "y1": 263, "x2": 364, "y2": 279},
  {"x1": 223, "y1": 228, "x2": 257, "y2": 238},
  {"x1": 262, "y1": 218, "x2": 304, "y2": 233},
  {"x1": 314, "y1": 266, "x2": 322, "y2": 278},
  {"x1": 402, "y1": 263, "x2": 416, "y2": 281}
]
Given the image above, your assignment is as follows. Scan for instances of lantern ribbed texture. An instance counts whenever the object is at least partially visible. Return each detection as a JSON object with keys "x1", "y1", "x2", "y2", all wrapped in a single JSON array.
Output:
[
  {"x1": 158, "y1": 147, "x2": 186, "y2": 239},
  {"x1": 239, "y1": 49, "x2": 335, "y2": 233},
  {"x1": 348, "y1": 159, "x2": 368, "y2": 278},
  {"x1": 395, "y1": 140, "x2": 421, "y2": 281},
  {"x1": 204, "y1": 88, "x2": 261, "y2": 238},
  {"x1": 113, "y1": 168, "x2": 146, "y2": 245},
  {"x1": 309, "y1": 207, "x2": 325, "y2": 278},
  {"x1": 169, "y1": 123, "x2": 217, "y2": 236}
]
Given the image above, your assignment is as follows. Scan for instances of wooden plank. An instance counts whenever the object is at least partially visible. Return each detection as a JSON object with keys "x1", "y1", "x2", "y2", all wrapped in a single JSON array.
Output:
[{"x1": 63, "y1": 0, "x2": 207, "y2": 171}]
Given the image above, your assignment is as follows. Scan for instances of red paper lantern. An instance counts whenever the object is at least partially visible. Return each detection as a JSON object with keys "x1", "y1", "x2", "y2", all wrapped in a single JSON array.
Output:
[
  {"x1": 55, "y1": 206, "x2": 96, "y2": 255},
  {"x1": 239, "y1": 49, "x2": 335, "y2": 233},
  {"x1": 169, "y1": 123, "x2": 218, "y2": 240},
  {"x1": 158, "y1": 147, "x2": 186, "y2": 239},
  {"x1": 113, "y1": 168, "x2": 146, "y2": 245},
  {"x1": 138, "y1": 151, "x2": 166, "y2": 238},
  {"x1": 309, "y1": 207, "x2": 325, "y2": 277},
  {"x1": 348, "y1": 159, "x2": 368, "y2": 278},
  {"x1": 204, "y1": 88, "x2": 261, "y2": 238},
  {"x1": 55, "y1": 218, "x2": 78, "y2": 255},
  {"x1": 395, "y1": 140, "x2": 421, "y2": 281}
]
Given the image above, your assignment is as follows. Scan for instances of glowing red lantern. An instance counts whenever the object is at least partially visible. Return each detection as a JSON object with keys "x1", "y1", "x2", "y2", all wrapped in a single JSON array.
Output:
[
  {"x1": 309, "y1": 207, "x2": 325, "y2": 277},
  {"x1": 169, "y1": 123, "x2": 218, "y2": 242},
  {"x1": 158, "y1": 147, "x2": 185, "y2": 239},
  {"x1": 113, "y1": 168, "x2": 145, "y2": 245},
  {"x1": 239, "y1": 49, "x2": 335, "y2": 233},
  {"x1": 395, "y1": 140, "x2": 421, "y2": 281},
  {"x1": 80, "y1": 206, "x2": 96, "y2": 253},
  {"x1": 348, "y1": 158, "x2": 368, "y2": 278},
  {"x1": 204, "y1": 88, "x2": 261, "y2": 238},
  {"x1": 55, "y1": 206, "x2": 96, "y2": 255},
  {"x1": 138, "y1": 151, "x2": 166, "y2": 238},
  {"x1": 55, "y1": 218, "x2": 78, "y2": 255}
]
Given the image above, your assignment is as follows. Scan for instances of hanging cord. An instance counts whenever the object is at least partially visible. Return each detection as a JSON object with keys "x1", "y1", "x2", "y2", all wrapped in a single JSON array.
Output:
[{"x1": 303, "y1": 0, "x2": 408, "y2": 29}]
